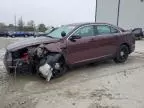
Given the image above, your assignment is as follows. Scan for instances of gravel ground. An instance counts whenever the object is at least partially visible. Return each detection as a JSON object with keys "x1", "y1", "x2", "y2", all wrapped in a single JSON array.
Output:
[{"x1": 0, "y1": 37, "x2": 144, "y2": 108}]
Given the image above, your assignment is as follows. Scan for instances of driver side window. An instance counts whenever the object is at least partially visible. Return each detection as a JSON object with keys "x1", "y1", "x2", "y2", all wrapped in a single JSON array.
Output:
[{"x1": 73, "y1": 25, "x2": 94, "y2": 37}]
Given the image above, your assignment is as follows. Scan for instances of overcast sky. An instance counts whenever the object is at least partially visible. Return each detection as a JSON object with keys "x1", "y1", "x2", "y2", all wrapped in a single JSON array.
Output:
[
  {"x1": 0, "y1": 0, "x2": 96, "y2": 26},
  {"x1": 1, "y1": 0, "x2": 144, "y2": 28}
]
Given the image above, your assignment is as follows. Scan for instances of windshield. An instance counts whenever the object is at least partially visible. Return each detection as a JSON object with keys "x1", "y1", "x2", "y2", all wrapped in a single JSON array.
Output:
[
  {"x1": 47, "y1": 25, "x2": 76, "y2": 38},
  {"x1": 45, "y1": 29, "x2": 53, "y2": 34}
]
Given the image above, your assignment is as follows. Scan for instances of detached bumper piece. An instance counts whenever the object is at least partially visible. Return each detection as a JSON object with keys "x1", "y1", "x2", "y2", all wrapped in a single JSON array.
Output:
[{"x1": 39, "y1": 62, "x2": 53, "y2": 81}]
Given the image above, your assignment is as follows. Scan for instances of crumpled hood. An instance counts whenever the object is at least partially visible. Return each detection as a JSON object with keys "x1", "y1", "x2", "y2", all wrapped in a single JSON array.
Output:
[{"x1": 7, "y1": 37, "x2": 58, "y2": 52}]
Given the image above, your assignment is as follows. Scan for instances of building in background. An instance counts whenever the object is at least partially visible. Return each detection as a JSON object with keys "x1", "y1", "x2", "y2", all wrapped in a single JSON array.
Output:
[{"x1": 96, "y1": 0, "x2": 144, "y2": 29}]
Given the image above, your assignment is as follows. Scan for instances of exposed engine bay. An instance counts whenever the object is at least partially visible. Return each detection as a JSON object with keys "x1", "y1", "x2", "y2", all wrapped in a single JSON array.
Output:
[{"x1": 6, "y1": 44, "x2": 65, "y2": 81}]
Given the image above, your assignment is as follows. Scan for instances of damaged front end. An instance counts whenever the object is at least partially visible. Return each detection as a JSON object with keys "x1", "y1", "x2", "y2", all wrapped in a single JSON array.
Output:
[
  {"x1": 4, "y1": 44, "x2": 66, "y2": 81},
  {"x1": 38, "y1": 53, "x2": 63, "y2": 81}
]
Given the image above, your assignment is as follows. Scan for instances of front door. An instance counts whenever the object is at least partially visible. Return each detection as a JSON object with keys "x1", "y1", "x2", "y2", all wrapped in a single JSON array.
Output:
[{"x1": 66, "y1": 25, "x2": 95, "y2": 64}]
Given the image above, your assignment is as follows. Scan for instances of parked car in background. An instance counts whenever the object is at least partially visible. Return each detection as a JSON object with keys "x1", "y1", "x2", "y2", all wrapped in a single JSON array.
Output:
[
  {"x1": 9, "y1": 31, "x2": 24, "y2": 37},
  {"x1": 7, "y1": 31, "x2": 14, "y2": 37},
  {"x1": 9, "y1": 31, "x2": 33, "y2": 37},
  {"x1": 27, "y1": 32, "x2": 35, "y2": 37},
  {"x1": 4, "y1": 22, "x2": 135, "y2": 81},
  {"x1": 0, "y1": 31, "x2": 9, "y2": 37},
  {"x1": 132, "y1": 28, "x2": 144, "y2": 40}
]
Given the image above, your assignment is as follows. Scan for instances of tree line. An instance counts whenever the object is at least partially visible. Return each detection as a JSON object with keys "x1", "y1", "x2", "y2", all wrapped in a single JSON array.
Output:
[{"x1": 0, "y1": 18, "x2": 48, "y2": 32}]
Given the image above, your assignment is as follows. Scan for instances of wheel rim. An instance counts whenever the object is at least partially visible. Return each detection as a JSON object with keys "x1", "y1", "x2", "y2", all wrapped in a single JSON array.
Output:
[
  {"x1": 119, "y1": 47, "x2": 128, "y2": 60},
  {"x1": 52, "y1": 61, "x2": 66, "y2": 78}
]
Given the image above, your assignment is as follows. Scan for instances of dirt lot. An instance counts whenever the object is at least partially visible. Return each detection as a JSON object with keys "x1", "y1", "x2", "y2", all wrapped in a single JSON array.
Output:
[{"x1": 0, "y1": 37, "x2": 144, "y2": 108}]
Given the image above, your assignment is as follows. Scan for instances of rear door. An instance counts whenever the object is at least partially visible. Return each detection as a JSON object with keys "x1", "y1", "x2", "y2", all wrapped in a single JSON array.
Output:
[{"x1": 91, "y1": 25, "x2": 119, "y2": 57}]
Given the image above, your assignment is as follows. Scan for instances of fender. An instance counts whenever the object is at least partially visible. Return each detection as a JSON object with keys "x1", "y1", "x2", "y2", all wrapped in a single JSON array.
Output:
[
  {"x1": 45, "y1": 42, "x2": 62, "y2": 52},
  {"x1": 44, "y1": 42, "x2": 68, "y2": 64}
]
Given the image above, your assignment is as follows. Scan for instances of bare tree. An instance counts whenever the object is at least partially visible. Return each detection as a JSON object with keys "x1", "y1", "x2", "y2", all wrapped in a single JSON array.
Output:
[
  {"x1": 0, "y1": 22, "x2": 6, "y2": 31},
  {"x1": 8, "y1": 24, "x2": 14, "y2": 27},
  {"x1": 26, "y1": 20, "x2": 35, "y2": 31},
  {"x1": 38, "y1": 23, "x2": 47, "y2": 32},
  {"x1": 27, "y1": 20, "x2": 35, "y2": 27}
]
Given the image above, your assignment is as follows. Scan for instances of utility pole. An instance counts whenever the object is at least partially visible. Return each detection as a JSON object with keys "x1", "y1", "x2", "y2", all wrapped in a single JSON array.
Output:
[
  {"x1": 14, "y1": 15, "x2": 17, "y2": 32},
  {"x1": 21, "y1": 16, "x2": 23, "y2": 31},
  {"x1": 95, "y1": 0, "x2": 98, "y2": 22},
  {"x1": 117, "y1": 0, "x2": 121, "y2": 26}
]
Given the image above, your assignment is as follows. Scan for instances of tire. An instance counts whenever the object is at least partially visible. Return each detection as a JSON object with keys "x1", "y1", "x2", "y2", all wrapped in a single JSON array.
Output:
[
  {"x1": 52, "y1": 58, "x2": 67, "y2": 78},
  {"x1": 38, "y1": 56, "x2": 68, "y2": 80},
  {"x1": 138, "y1": 36, "x2": 142, "y2": 40},
  {"x1": 114, "y1": 45, "x2": 129, "y2": 63}
]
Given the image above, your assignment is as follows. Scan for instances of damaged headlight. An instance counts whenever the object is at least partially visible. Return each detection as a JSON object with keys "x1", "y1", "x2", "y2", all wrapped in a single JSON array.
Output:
[{"x1": 36, "y1": 44, "x2": 48, "y2": 58}]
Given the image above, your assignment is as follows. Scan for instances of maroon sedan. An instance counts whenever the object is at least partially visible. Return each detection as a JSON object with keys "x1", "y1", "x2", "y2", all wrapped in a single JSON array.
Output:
[{"x1": 4, "y1": 23, "x2": 135, "y2": 81}]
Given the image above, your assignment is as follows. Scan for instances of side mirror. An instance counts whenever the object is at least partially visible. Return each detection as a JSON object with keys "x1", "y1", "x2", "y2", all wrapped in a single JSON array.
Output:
[
  {"x1": 69, "y1": 35, "x2": 81, "y2": 41},
  {"x1": 61, "y1": 31, "x2": 66, "y2": 37}
]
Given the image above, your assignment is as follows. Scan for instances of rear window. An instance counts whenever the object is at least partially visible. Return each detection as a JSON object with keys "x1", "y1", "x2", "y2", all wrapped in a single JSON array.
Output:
[
  {"x1": 96, "y1": 25, "x2": 111, "y2": 35},
  {"x1": 110, "y1": 27, "x2": 120, "y2": 33}
]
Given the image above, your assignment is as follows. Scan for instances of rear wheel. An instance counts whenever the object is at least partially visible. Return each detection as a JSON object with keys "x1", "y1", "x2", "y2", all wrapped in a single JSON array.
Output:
[
  {"x1": 138, "y1": 36, "x2": 142, "y2": 40},
  {"x1": 114, "y1": 45, "x2": 129, "y2": 63}
]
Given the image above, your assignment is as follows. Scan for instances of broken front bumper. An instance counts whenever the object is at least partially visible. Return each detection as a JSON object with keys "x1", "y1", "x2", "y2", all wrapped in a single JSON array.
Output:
[{"x1": 3, "y1": 51, "x2": 32, "y2": 73}]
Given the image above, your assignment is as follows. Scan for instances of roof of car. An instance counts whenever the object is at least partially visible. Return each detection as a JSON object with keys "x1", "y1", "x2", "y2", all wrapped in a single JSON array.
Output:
[
  {"x1": 65, "y1": 22, "x2": 125, "y2": 32},
  {"x1": 66, "y1": 22, "x2": 112, "y2": 27}
]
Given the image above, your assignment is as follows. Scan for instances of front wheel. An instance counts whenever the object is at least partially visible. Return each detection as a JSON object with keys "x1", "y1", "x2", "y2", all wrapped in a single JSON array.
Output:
[
  {"x1": 52, "y1": 58, "x2": 67, "y2": 78},
  {"x1": 38, "y1": 55, "x2": 68, "y2": 80},
  {"x1": 114, "y1": 45, "x2": 129, "y2": 63}
]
